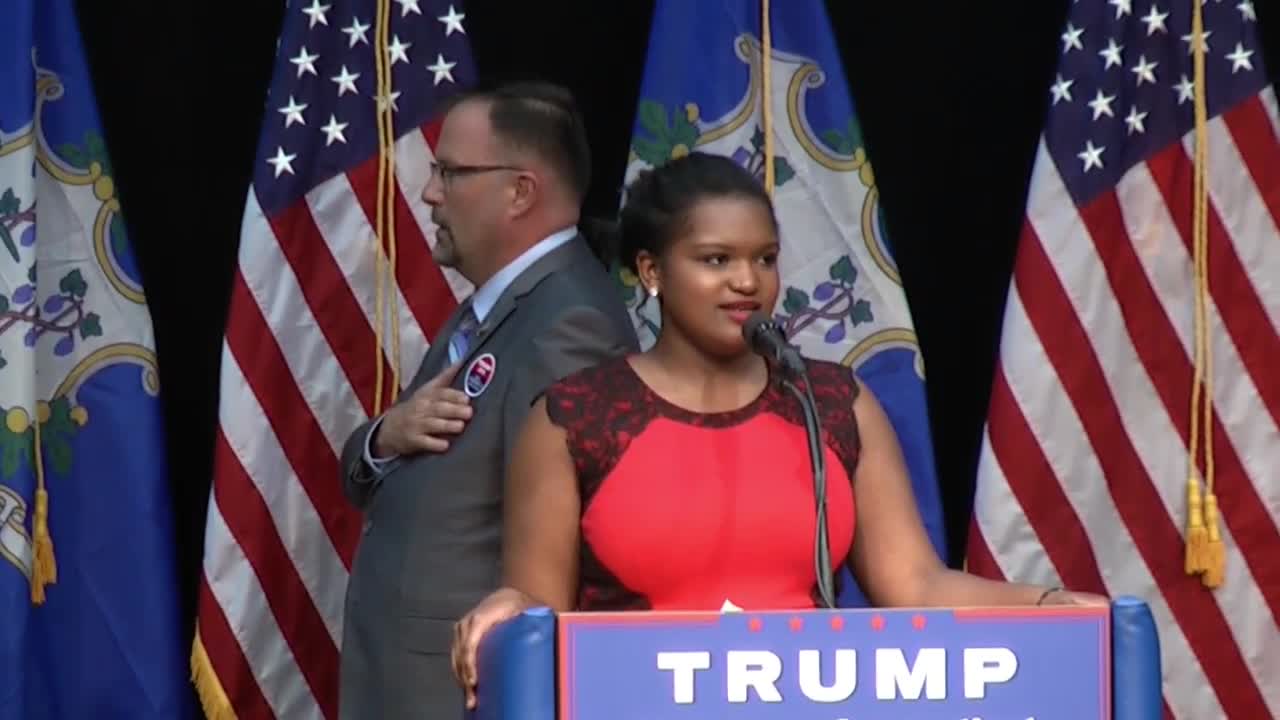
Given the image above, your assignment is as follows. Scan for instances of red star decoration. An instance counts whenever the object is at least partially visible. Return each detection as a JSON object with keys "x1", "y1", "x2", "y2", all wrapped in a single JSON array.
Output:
[
  {"x1": 912, "y1": 614, "x2": 927, "y2": 630},
  {"x1": 789, "y1": 616, "x2": 804, "y2": 632},
  {"x1": 748, "y1": 617, "x2": 763, "y2": 632},
  {"x1": 870, "y1": 614, "x2": 885, "y2": 631},
  {"x1": 830, "y1": 616, "x2": 845, "y2": 631}
]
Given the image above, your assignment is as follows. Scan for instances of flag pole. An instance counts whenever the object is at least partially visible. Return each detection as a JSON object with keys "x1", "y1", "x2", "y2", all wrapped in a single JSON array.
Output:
[{"x1": 761, "y1": 0, "x2": 774, "y2": 195}]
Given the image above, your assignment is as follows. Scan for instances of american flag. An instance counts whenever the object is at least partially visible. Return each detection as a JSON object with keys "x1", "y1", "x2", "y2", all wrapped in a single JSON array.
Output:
[
  {"x1": 965, "y1": 1, "x2": 1279, "y2": 718},
  {"x1": 190, "y1": 0, "x2": 475, "y2": 717}
]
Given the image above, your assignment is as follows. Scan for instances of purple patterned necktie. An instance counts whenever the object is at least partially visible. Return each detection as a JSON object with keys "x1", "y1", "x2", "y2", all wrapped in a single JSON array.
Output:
[{"x1": 447, "y1": 305, "x2": 478, "y2": 364}]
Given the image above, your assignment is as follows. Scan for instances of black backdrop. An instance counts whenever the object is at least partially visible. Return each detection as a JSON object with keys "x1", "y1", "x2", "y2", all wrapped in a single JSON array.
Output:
[{"x1": 71, "y1": 0, "x2": 1277, "y2": 708}]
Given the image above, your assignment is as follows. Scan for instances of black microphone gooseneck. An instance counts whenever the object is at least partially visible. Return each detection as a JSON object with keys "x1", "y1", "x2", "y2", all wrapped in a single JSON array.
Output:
[{"x1": 742, "y1": 313, "x2": 837, "y2": 609}]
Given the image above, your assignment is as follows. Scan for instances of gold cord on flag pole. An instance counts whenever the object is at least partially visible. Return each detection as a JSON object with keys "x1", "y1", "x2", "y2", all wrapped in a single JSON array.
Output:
[
  {"x1": 372, "y1": 0, "x2": 389, "y2": 414},
  {"x1": 372, "y1": 0, "x2": 402, "y2": 414},
  {"x1": 379, "y1": 0, "x2": 401, "y2": 398},
  {"x1": 29, "y1": 402, "x2": 55, "y2": 603},
  {"x1": 1184, "y1": 0, "x2": 1222, "y2": 589},
  {"x1": 761, "y1": 0, "x2": 775, "y2": 195}
]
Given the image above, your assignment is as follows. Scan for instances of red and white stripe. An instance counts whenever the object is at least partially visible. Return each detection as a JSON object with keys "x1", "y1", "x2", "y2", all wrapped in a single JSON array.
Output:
[
  {"x1": 195, "y1": 120, "x2": 467, "y2": 720},
  {"x1": 967, "y1": 87, "x2": 1280, "y2": 719}
]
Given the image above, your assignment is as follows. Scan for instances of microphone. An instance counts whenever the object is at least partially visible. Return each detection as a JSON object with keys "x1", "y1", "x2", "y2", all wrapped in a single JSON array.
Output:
[
  {"x1": 741, "y1": 312, "x2": 837, "y2": 609},
  {"x1": 742, "y1": 313, "x2": 807, "y2": 378}
]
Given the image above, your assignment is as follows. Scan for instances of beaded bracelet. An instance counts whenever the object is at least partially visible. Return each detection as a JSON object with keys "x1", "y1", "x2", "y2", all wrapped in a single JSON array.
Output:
[{"x1": 1036, "y1": 586, "x2": 1064, "y2": 605}]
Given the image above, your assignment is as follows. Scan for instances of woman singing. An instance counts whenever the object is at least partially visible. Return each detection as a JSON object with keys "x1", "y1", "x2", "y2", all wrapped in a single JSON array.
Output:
[{"x1": 450, "y1": 152, "x2": 1105, "y2": 709}]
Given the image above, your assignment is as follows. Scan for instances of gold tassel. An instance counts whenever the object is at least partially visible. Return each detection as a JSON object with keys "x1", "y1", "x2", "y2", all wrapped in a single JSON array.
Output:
[
  {"x1": 29, "y1": 487, "x2": 56, "y2": 604},
  {"x1": 29, "y1": 400, "x2": 56, "y2": 604},
  {"x1": 1184, "y1": 476, "x2": 1207, "y2": 575},
  {"x1": 1183, "y1": 0, "x2": 1222, "y2": 591},
  {"x1": 1201, "y1": 491, "x2": 1225, "y2": 588},
  {"x1": 191, "y1": 632, "x2": 238, "y2": 720}
]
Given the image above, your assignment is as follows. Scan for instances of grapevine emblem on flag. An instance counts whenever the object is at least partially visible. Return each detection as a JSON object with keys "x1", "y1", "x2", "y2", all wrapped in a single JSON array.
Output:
[{"x1": 0, "y1": 52, "x2": 160, "y2": 590}]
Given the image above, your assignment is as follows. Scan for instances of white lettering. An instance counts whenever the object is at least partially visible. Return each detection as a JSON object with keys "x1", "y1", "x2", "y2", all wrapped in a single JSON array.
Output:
[
  {"x1": 798, "y1": 648, "x2": 857, "y2": 702},
  {"x1": 963, "y1": 647, "x2": 1018, "y2": 699},
  {"x1": 726, "y1": 650, "x2": 783, "y2": 703},
  {"x1": 875, "y1": 648, "x2": 946, "y2": 700},
  {"x1": 656, "y1": 651, "x2": 711, "y2": 704}
]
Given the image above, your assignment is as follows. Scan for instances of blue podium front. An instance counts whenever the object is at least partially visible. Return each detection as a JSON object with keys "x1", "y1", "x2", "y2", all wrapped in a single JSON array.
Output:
[{"x1": 471, "y1": 597, "x2": 1161, "y2": 720}]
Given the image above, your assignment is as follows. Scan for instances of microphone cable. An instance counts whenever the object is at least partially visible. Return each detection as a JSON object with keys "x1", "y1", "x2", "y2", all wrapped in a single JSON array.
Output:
[
  {"x1": 742, "y1": 312, "x2": 836, "y2": 608},
  {"x1": 780, "y1": 372, "x2": 837, "y2": 610}
]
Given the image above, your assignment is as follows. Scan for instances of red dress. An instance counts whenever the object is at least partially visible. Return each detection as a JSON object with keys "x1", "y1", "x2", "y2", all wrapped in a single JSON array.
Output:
[{"x1": 543, "y1": 356, "x2": 861, "y2": 612}]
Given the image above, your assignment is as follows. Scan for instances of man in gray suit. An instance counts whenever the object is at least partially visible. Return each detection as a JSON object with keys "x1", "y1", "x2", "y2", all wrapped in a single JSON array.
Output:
[{"x1": 337, "y1": 82, "x2": 637, "y2": 719}]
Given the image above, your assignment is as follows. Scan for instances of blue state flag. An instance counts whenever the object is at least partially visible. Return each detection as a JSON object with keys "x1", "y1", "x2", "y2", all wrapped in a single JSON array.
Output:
[
  {"x1": 0, "y1": 0, "x2": 189, "y2": 717},
  {"x1": 622, "y1": 0, "x2": 946, "y2": 605}
]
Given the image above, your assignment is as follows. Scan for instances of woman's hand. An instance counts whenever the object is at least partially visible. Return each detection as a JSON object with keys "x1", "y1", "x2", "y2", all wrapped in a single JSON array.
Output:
[{"x1": 451, "y1": 587, "x2": 534, "y2": 710}]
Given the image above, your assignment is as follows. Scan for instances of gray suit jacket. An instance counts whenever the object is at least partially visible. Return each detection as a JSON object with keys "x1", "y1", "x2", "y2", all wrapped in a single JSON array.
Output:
[{"x1": 337, "y1": 235, "x2": 638, "y2": 719}]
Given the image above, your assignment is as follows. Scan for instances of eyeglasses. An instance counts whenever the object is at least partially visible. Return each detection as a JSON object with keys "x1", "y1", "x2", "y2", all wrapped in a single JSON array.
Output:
[{"x1": 428, "y1": 161, "x2": 524, "y2": 187}]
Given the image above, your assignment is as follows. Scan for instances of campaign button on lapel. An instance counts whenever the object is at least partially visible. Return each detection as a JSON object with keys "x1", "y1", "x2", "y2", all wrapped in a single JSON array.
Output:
[{"x1": 464, "y1": 353, "x2": 497, "y2": 398}]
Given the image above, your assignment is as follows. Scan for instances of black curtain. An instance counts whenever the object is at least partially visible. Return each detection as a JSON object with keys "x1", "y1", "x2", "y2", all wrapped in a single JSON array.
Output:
[{"x1": 73, "y1": 1, "x2": 1279, "y2": 713}]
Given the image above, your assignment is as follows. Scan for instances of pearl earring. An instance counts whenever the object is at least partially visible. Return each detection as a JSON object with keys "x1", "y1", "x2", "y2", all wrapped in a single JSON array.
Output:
[{"x1": 648, "y1": 286, "x2": 659, "y2": 298}]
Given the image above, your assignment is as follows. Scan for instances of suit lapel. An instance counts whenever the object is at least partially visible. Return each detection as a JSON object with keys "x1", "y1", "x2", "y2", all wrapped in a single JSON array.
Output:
[{"x1": 455, "y1": 235, "x2": 593, "y2": 369}]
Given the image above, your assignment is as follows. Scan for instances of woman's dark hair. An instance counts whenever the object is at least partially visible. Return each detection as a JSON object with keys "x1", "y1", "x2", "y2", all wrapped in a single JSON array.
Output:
[{"x1": 581, "y1": 152, "x2": 778, "y2": 272}]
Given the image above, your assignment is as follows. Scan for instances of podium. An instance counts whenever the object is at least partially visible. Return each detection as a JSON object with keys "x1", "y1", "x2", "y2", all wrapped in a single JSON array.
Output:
[{"x1": 470, "y1": 596, "x2": 1161, "y2": 720}]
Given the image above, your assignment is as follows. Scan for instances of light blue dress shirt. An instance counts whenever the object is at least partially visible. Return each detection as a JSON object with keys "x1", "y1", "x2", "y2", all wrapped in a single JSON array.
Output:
[{"x1": 362, "y1": 227, "x2": 578, "y2": 474}]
